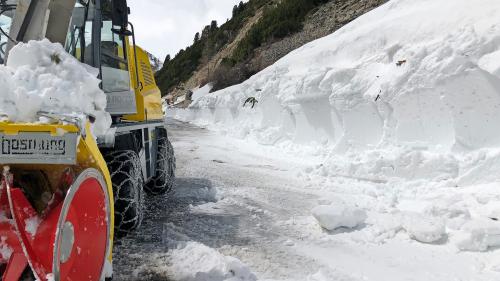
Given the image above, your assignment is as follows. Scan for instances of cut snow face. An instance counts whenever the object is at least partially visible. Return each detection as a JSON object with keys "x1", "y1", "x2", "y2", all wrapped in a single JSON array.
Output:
[
  {"x1": 192, "y1": 84, "x2": 213, "y2": 102},
  {"x1": 173, "y1": 0, "x2": 500, "y2": 182},
  {"x1": 0, "y1": 39, "x2": 111, "y2": 136}
]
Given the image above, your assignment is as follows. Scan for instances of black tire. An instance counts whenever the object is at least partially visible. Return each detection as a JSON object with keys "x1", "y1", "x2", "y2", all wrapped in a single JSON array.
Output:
[
  {"x1": 104, "y1": 150, "x2": 144, "y2": 237},
  {"x1": 145, "y1": 129, "x2": 176, "y2": 195}
]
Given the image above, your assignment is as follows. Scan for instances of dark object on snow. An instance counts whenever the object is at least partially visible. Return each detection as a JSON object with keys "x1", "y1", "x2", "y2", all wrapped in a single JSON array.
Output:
[
  {"x1": 186, "y1": 89, "x2": 193, "y2": 101},
  {"x1": 375, "y1": 94, "x2": 381, "y2": 102},
  {"x1": 51, "y1": 53, "x2": 61, "y2": 64},
  {"x1": 243, "y1": 97, "x2": 259, "y2": 108},
  {"x1": 396, "y1": 59, "x2": 407, "y2": 66}
]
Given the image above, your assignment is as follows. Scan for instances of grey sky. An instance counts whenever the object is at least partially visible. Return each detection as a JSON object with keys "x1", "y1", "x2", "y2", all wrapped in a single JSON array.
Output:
[{"x1": 128, "y1": 0, "x2": 244, "y2": 60}]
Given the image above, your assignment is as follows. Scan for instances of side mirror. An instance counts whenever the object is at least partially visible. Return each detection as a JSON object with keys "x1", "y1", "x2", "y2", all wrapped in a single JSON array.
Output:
[{"x1": 111, "y1": 0, "x2": 129, "y2": 29}]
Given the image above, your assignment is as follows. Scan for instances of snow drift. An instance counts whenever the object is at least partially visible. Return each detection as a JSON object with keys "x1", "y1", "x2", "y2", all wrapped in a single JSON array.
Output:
[
  {"x1": 172, "y1": 0, "x2": 500, "y2": 254},
  {"x1": 173, "y1": 0, "x2": 500, "y2": 180},
  {"x1": 0, "y1": 39, "x2": 111, "y2": 136}
]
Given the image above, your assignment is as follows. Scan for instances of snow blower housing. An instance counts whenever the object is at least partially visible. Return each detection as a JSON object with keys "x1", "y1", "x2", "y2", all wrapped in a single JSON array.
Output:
[{"x1": 0, "y1": 0, "x2": 175, "y2": 280}]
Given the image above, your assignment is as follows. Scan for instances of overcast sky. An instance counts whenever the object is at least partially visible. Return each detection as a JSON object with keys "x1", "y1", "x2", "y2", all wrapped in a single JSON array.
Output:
[{"x1": 128, "y1": 0, "x2": 244, "y2": 60}]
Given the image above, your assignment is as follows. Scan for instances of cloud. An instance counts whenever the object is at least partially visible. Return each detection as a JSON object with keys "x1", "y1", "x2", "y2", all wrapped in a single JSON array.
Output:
[{"x1": 128, "y1": 0, "x2": 244, "y2": 60}]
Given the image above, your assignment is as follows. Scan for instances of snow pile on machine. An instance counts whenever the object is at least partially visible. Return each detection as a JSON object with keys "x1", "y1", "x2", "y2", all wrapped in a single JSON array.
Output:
[
  {"x1": 0, "y1": 39, "x2": 111, "y2": 135},
  {"x1": 173, "y1": 0, "x2": 500, "y2": 252}
]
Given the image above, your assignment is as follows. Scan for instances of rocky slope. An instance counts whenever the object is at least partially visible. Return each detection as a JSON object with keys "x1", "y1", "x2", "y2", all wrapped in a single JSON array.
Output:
[
  {"x1": 252, "y1": 0, "x2": 388, "y2": 69},
  {"x1": 158, "y1": 0, "x2": 387, "y2": 103}
]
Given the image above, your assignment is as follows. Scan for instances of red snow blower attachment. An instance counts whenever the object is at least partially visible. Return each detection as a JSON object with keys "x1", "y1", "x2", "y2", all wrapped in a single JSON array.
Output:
[
  {"x1": 0, "y1": 122, "x2": 113, "y2": 281},
  {"x1": 0, "y1": 168, "x2": 110, "y2": 281}
]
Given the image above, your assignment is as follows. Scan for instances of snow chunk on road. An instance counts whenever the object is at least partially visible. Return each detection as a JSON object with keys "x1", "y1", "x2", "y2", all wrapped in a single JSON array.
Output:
[
  {"x1": 0, "y1": 39, "x2": 111, "y2": 136},
  {"x1": 142, "y1": 241, "x2": 257, "y2": 281},
  {"x1": 312, "y1": 204, "x2": 367, "y2": 231},
  {"x1": 402, "y1": 213, "x2": 446, "y2": 243},
  {"x1": 169, "y1": 242, "x2": 257, "y2": 281},
  {"x1": 455, "y1": 218, "x2": 500, "y2": 252}
]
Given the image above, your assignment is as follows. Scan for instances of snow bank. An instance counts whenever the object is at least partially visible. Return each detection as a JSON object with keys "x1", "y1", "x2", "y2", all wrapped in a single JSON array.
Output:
[
  {"x1": 172, "y1": 0, "x2": 500, "y2": 252},
  {"x1": 0, "y1": 39, "x2": 111, "y2": 136},
  {"x1": 172, "y1": 0, "x2": 500, "y2": 182},
  {"x1": 312, "y1": 204, "x2": 366, "y2": 231}
]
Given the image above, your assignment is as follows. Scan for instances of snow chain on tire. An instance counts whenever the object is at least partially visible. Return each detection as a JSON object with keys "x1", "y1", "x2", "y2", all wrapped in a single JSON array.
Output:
[
  {"x1": 104, "y1": 150, "x2": 144, "y2": 237},
  {"x1": 145, "y1": 128, "x2": 176, "y2": 195}
]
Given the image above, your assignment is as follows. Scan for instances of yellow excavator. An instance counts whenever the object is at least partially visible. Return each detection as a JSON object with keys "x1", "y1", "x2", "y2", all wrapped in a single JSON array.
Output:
[{"x1": 0, "y1": 0, "x2": 175, "y2": 280}]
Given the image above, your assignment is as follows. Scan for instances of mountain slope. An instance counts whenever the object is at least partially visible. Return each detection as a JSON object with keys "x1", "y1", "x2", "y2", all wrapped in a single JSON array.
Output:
[{"x1": 156, "y1": 0, "x2": 386, "y2": 101}]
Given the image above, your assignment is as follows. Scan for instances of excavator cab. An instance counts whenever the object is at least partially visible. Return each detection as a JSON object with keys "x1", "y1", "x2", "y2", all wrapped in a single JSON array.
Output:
[{"x1": 0, "y1": 0, "x2": 175, "y2": 280}]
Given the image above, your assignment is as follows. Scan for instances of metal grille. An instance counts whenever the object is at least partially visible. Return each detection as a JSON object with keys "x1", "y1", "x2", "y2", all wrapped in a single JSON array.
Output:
[{"x1": 140, "y1": 62, "x2": 154, "y2": 87}]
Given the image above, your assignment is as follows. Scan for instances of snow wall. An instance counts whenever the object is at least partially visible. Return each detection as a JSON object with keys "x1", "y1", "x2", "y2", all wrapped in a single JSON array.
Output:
[{"x1": 171, "y1": 0, "x2": 500, "y2": 187}]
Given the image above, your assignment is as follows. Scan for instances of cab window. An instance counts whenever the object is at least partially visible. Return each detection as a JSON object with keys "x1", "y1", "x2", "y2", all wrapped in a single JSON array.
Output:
[
  {"x1": 100, "y1": 3, "x2": 130, "y2": 93},
  {"x1": 65, "y1": 3, "x2": 91, "y2": 63}
]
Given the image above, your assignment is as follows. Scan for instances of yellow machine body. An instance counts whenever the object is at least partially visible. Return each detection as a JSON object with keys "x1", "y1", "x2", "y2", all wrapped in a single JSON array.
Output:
[{"x1": 124, "y1": 42, "x2": 164, "y2": 122}]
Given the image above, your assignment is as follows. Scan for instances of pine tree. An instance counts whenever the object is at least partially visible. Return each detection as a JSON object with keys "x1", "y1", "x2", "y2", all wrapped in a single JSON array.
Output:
[{"x1": 210, "y1": 20, "x2": 218, "y2": 31}]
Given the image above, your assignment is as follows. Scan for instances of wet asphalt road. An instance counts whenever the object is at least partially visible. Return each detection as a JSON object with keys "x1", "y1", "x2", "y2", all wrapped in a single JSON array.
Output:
[{"x1": 112, "y1": 119, "x2": 319, "y2": 281}]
